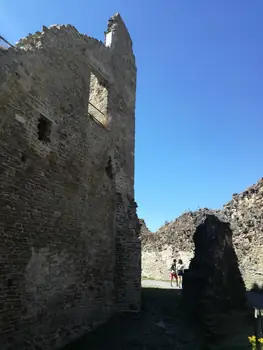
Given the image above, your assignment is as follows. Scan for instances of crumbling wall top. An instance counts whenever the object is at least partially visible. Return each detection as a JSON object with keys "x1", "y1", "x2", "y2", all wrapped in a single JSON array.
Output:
[
  {"x1": 105, "y1": 13, "x2": 134, "y2": 56},
  {"x1": 15, "y1": 24, "x2": 106, "y2": 53},
  {"x1": 12, "y1": 13, "x2": 134, "y2": 59}
]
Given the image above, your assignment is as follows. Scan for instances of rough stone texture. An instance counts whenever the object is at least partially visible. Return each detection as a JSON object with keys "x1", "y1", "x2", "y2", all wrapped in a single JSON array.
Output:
[
  {"x1": 183, "y1": 214, "x2": 246, "y2": 315},
  {"x1": 223, "y1": 178, "x2": 263, "y2": 289},
  {"x1": 141, "y1": 178, "x2": 263, "y2": 289},
  {"x1": 141, "y1": 209, "x2": 223, "y2": 280},
  {"x1": 139, "y1": 219, "x2": 173, "y2": 280},
  {"x1": 0, "y1": 13, "x2": 140, "y2": 350},
  {"x1": 183, "y1": 214, "x2": 249, "y2": 345}
]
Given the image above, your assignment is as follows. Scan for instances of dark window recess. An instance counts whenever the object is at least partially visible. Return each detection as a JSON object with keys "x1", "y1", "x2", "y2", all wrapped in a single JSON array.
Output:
[
  {"x1": 105, "y1": 157, "x2": 113, "y2": 180},
  {"x1": 21, "y1": 154, "x2": 27, "y2": 162},
  {"x1": 129, "y1": 303, "x2": 137, "y2": 311},
  {"x1": 37, "y1": 115, "x2": 52, "y2": 143},
  {"x1": 7, "y1": 279, "x2": 13, "y2": 287}
]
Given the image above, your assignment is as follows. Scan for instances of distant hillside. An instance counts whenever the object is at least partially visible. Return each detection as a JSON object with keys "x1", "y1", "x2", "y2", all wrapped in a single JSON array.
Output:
[{"x1": 141, "y1": 178, "x2": 263, "y2": 288}]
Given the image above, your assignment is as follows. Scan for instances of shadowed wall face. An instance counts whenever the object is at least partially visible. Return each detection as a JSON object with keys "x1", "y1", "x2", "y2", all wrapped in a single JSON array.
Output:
[
  {"x1": 183, "y1": 214, "x2": 246, "y2": 319},
  {"x1": 0, "y1": 14, "x2": 140, "y2": 350}
]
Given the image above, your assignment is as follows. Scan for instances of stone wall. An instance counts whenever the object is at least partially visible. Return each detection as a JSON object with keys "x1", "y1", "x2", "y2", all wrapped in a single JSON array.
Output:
[
  {"x1": 183, "y1": 214, "x2": 247, "y2": 342},
  {"x1": 141, "y1": 178, "x2": 263, "y2": 289},
  {"x1": 140, "y1": 219, "x2": 173, "y2": 280},
  {"x1": 223, "y1": 178, "x2": 263, "y2": 289},
  {"x1": 0, "y1": 13, "x2": 140, "y2": 350},
  {"x1": 183, "y1": 214, "x2": 246, "y2": 313},
  {"x1": 141, "y1": 210, "x2": 221, "y2": 280}
]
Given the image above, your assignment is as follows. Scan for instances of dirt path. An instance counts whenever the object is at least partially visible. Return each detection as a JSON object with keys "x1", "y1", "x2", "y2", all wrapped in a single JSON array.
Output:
[
  {"x1": 142, "y1": 279, "x2": 179, "y2": 289},
  {"x1": 63, "y1": 281, "x2": 198, "y2": 350}
]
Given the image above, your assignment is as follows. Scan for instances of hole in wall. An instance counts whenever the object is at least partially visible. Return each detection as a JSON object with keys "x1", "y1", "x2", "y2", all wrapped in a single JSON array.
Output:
[
  {"x1": 129, "y1": 303, "x2": 137, "y2": 311},
  {"x1": 105, "y1": 157, "x2": 113, "y2": 180},
  {"x1": 21, "y1": 154, "x2": 27, "y2": 162},
  {"x1": 37, "y1": 115, "x2": 52, "y2": 144},
  {"x1": 7, "y1": 279, "x2": 13, "y2": 287}
]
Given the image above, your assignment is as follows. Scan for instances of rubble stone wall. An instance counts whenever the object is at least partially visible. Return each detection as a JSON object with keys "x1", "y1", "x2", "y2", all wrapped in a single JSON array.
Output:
[
  {"x1": 183, "y1": 214, "x2": 246, "y2": 341},
  {"x1": 141, "y1": 179, "x2": 263, "y2": 289},
  {"x1": 223, "y1": 178, "x2": 263, "y2": 289}
]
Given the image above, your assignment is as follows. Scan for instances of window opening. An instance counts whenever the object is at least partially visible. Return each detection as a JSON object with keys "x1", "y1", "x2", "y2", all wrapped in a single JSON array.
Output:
[
  {"x1": 88, "y1": 73, "x2": 108, "y2": 127},
  {"x1": 37, "y1": 115, "x2": 52, "y2": 143},
  {"x1": 105, "y1": 157, "x2": 113, "y2": 180}
]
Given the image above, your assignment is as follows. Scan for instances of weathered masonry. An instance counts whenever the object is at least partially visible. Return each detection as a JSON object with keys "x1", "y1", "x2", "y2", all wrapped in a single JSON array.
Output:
[{"x1": 0, "y1": 13, "x2": 141, "y2": 350}]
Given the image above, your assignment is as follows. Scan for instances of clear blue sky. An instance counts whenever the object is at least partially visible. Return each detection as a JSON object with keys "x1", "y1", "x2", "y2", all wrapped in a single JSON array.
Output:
[{"x1": 2, "y1": 0, "x2": 263, "y2": 231}]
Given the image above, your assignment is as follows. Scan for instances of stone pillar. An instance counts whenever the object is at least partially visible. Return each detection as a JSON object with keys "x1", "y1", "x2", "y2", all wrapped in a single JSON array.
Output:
[{"x1": 183, "y1": 214, "x2": 246, "y2": 336}]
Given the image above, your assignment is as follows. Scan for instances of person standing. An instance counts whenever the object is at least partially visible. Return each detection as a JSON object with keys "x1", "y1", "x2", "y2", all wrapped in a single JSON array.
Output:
[
  {"x1": 177, "y1": 259, "x2": 185, "y2": 289},
  {"x1": 170, "y1": 259, "x2": 178, "y2": 287}
]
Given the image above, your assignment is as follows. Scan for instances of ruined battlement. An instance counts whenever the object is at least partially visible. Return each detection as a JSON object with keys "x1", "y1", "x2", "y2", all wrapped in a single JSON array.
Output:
[
  {"x1": 15, "y1": 13, "x2": 134, "y2": 57},
  {"x1": 1, "y1": 13, "x2": 136, "y2": 111},
  {"x1": 0, "y1": 14, "x2": 140, "y2": 350}
]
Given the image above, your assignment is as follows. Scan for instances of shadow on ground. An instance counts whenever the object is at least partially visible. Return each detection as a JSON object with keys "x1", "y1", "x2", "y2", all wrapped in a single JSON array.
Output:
[
  {"x1": 62, "y1": 287, "x2": 197, "y2": 350},
  {"x1": 62, "y1": 287, "x2": 257, "y2": 350}
]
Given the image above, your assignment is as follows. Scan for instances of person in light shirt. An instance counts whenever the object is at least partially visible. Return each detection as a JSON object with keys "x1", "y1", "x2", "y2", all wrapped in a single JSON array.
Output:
[{"x1": 177, "y1": 259, "x2": 185, "y2": 289}]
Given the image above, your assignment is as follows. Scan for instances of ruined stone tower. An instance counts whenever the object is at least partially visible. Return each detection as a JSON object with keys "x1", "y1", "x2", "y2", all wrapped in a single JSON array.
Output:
[{"x1": 0, "y1": 13, "x2": 140, "y2": 350}]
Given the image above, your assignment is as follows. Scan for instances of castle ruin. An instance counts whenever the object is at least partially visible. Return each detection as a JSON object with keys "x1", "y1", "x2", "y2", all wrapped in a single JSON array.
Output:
[{"x1": 0, "y1": 13, "x2": 141, "y2": 349}]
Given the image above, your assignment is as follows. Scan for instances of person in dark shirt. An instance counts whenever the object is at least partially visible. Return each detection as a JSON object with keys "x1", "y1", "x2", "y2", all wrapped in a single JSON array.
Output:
[{"x1": 170, "y1": 259, "x2": 178, "y2": 287}]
